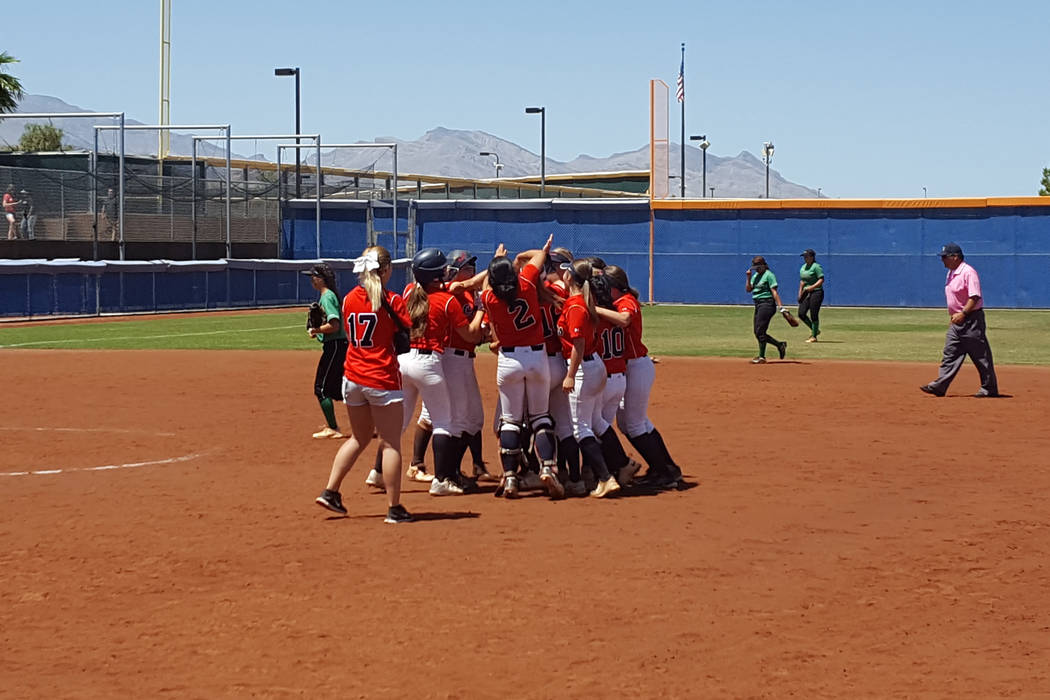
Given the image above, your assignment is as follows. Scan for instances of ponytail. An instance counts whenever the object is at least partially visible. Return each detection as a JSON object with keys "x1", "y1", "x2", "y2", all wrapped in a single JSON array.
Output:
[
  {"x1": 488, "y1": 256, "x2": 519, "y2": 304},
  {"x1": 568, "y1": 260, "x2": 598, "y2": 323},
  {"x1": 604, "y1": 265, "x2": 639, "y2": 299},
  {"x1": 406, "y1": 283, "x2": 430, "y2": 340},
  {"x1": 358, "y1": 245, "x2": 392, "y2": 311}
]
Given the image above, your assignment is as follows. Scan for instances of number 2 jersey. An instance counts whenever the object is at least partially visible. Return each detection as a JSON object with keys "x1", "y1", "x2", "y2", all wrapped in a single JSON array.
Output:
[
  {"x1": 341, "y1": 286, "x2": 412, "y2": 390},
  {"x1": 480, "y1": 262, "x2": 544, "y2": 348}
]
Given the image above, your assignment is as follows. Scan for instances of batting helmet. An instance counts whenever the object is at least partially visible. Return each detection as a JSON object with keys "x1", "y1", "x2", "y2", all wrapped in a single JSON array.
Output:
[{"x1": 412, "y1": 247, "x2": 447, "y2": 285}]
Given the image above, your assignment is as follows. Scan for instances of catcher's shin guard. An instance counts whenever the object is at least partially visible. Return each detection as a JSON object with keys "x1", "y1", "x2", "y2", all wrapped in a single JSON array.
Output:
[
  {"x1": 529, "y1": 414, "x2": 558, "y2": 466},
  {"x1": 498, "y1": 421, "x2": 523, "y2": 476}
]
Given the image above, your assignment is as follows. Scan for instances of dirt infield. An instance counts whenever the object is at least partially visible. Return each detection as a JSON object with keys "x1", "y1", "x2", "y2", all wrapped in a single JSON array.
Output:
[{"x1": 3, "y1": 350, "x2": 1049, "y2": 698}]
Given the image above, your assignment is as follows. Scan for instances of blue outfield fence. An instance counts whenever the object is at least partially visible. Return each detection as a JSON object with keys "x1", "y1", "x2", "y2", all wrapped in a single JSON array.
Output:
[{"x1": 4, "y1": 199, "x2": 1049, "y2": 317}]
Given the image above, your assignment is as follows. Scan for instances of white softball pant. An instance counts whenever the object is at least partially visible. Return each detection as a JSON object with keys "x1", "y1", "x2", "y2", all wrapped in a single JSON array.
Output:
[
  {"x1": 398, "y1": 349, "x2": 452, "y2": 437},
  {"x1": 496, "y1": 346, "x2": 550, "y2": 425},
  {"x1": 594, "y1": 371, "x2": 626, "y2": 436},
  {"x1": 546, "y1": 354, "x2": 574, "y2": 440},
  {"x1": 568, "y1": 356, "x2": 607, "y2": 441},
  {"x1": 617, "y1": 355, "x2": 656, "y2": 439},
  {"x1": 440, "y1": 349, "x2": 484, "y2": 437}
]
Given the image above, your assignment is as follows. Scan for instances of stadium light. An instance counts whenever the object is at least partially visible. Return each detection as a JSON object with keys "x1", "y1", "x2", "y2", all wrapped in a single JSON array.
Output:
[
  {"x1": 762, "y1": 141, "x2": 775, "y2": 198},
  {"x1": 525, "y1": 106, "x2": 546, "y2": 197},
  {"x1": 690, "y1": 134, "x2": 710, "y2": 197},
  {"x1": 479, "y1": 151, "x2": 503, "y2": 178},
  {"x1": 274, "y1": 67, "x2": 302, "y2": 197}
]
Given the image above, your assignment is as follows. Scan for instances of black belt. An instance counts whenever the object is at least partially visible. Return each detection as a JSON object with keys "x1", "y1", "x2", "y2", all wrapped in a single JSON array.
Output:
[
  {"x1": 547, "y1": 352, "x2": 560, "y2": 358},
  {"x1": 502, "y1": 344, "x2": 544, "y2": 352},
  {"x1": 412, "y1": 348, "x2": 433, "y2": 355},
  {"x1": 582, "y1": 353, "x2": 596, "y2": 361},
  {"x1": 450, "y1": 348, "x2": 476, "y2": 358}
]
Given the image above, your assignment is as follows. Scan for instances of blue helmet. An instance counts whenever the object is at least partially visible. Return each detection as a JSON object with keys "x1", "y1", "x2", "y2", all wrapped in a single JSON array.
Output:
[{"x1": 412, "y1": 247, "x2": 447, "y2": 285}]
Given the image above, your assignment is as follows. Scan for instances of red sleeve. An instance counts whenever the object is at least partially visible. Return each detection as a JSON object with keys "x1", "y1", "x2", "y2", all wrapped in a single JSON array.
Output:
[
  {"x1": 521, "y1": 263, "x2": 541, "y2": 286},
  {"x1": 388, "y1": 292, "x2": 411, "y2": 328},
  {"x1": 564, "y1": 305, "x2": 587, "y2": 340},
  {"x1": 445, "y1": 295, "x2": 469, "y2": 328}
]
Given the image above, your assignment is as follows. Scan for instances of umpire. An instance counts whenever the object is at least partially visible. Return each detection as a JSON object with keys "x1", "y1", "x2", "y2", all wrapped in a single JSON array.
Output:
[{"x1": 920, "y1": 242, "x2": 999, "y2": 398}]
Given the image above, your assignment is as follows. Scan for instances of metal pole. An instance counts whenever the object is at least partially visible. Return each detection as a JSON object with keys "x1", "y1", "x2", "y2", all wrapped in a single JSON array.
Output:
[
  {"x1": 277, "y1": 146, "x2": 283, "y2": 256},
  {"x1": 680, "y1": 43, "x2": 686, "y2": 198},
  {"x1": 295, "y1": 69, "x2": 301, "y2": 199},
  {"x1": 702, "y1": 148, "x2": 706, "y2": 197},
  {"x1": 315, "y1": 138, "x2": 321, "y2": 258},
  {"x1": 765, "y1": 156, "x2": 770, "y2": 198},
  {"x1": 393, "y1": 144, "x2": 399, "y2": 255},
  {"x1": 118, "y1": 113, "x2": 125, "y2": 260},
  {"x1": 225, "y1": 125, "x2": 232, "y2": 258},
  {"x1": 191, "y1": 139, "x2": 197, "y2": 259},
  {"x1": 540, "y1": 109, "x2": 546, "y2": 197},
  {"x1": 91, "y1": 129, "x2": 99, "y2": 260}
]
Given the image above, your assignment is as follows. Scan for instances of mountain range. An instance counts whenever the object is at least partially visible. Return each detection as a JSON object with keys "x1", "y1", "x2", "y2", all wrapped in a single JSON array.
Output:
[{"x1": 1, "y1": 94, "x2": 818, "y2": 198}]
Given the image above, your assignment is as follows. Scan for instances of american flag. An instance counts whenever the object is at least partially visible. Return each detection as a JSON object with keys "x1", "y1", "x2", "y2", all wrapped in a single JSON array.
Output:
[{"x1": 676, "y1": 58, "x2": 685, "y2": 103}]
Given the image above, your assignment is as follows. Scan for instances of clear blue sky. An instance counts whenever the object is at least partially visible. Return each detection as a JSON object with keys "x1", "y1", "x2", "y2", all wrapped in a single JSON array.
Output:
[{"x1": 6, "y1": 0, "x2": 1048, "y2": 197}]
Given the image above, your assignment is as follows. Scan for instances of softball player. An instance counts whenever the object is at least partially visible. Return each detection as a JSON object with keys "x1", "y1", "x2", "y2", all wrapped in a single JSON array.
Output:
[
  {"x1": 798, "y1": 248, "x2": 825, "y2": 342},
  {"x1": 478, "y1": 236, "x2": 563, "y2": 499},
  {"x1": 541, "y1": 249, "x2": 580, "y2": 486},
  {"x1": 589, "y1": 272, "x2": 641, "y2": 486},
  {"x1": 556, "y1": 259, "x2": 620, "y2": 498},
  {"x1": 304, "y1": 263, "x2": 349, "y2": 440},
  {"x1": 746, "y1": 256, "x2": 788, "y2": 363},
  {"x1": 596, "y1": 265, "x2": 682, "y2": 489},
  {"x1": 315, "y1": 246, "x2": 413, "y2": 524},
  {"x1": 398, "y1": 248, "x2": 481, "y2": 496}
]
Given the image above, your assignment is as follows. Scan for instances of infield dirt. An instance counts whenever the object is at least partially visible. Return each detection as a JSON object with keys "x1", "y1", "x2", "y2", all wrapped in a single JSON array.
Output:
[{"x1": 2, "y1": 350, "x2": 1049, "y2": 698}]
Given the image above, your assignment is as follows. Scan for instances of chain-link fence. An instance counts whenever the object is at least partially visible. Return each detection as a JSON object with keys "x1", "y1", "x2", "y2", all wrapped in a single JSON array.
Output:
[{"x1": 0, "y1": 162, "x2": 280, "y2": 244}]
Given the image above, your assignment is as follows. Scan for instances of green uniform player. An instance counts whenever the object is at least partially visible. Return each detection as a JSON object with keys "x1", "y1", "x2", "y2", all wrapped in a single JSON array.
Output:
[{"x1": 797, "y1": 249, "x2": 825, "y2": 342}]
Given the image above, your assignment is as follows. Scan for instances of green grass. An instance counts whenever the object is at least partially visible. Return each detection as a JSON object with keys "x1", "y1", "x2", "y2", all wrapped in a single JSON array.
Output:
[{"x1": 2, "y1": 306, "x2": 1048, "y2": 365}]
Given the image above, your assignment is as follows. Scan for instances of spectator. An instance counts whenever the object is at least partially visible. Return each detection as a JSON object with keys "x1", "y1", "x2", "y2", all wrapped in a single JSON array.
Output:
[
  {"x1": 4, "y1": 185, "x2": 20, "y2": 240},
  {"x1": 100, "y1": 187, "x2": 118, "y2": 241}
]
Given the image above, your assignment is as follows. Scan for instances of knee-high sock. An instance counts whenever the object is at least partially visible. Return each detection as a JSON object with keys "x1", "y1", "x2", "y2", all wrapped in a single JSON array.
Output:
[
  {"x1": 578, "y1": 436, "x2": 611, "y2": 482},
  {"x1": 467, "y1": 431, "x2": 485, "y2": 470},
  {"x1": 598, "y1": 426, "x2": 630, "y2": 471},
  {"x1": 650, "y1": 428, "x2": 682, "y2": 479},
  {"x1": 319, "y1": 397, "x2": 338, "y2": 430},
  {"x1": 431, "y1": 433, "x2": 453, "y2": 482},
  {"x1": 558, "y1": 436, "x2": 581, "y2": 482},
  {"x1": 626, "y1": 431, "x2": 667, "y2": 475},
  {"x1": 412, "y1": 423, "x2": 433, "y2": 466}
]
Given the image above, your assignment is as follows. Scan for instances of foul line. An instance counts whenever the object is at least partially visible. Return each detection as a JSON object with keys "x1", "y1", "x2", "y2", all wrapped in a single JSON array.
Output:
[
  {"x1": 0, "y1": 426, "x2": 177, "y2": 437},
  {"x1": 0, "y1": 451, "x2": 209, "y2": 478},
  {"x1": 0, "y1": 324, "x2": 301, "y2": 348}
]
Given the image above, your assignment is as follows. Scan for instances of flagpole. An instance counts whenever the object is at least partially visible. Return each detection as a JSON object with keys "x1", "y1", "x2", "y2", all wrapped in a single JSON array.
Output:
[{"x1": 680, "y1": 42, "x2": 685, "y2": 198}]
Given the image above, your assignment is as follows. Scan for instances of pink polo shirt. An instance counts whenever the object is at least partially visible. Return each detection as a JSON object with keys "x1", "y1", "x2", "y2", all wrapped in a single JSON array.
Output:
[{"x1": 944, "y1": 262, "x2": 983, "y2": 314}]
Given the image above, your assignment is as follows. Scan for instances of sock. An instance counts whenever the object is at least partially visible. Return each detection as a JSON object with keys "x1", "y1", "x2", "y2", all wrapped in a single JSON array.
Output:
[
  {"x1": 412, "y1": 424, "x2": 433, "y2": 466},
  {"x1": 598, "y1": 427, "x2": 629, "y2": 471},
  {"x1": 650, "y1": 428, "x2": 681, "y2": 478},
  {"x1": 467, "y1": 431, "x2": 485, "y2": 471},
  {"x1": 626, "y1": 431, "x2": 667, "y2": 476},
  {"x1": 431, "y1": 433, "x2": 452, "y2": 482},
  {"x1": 558, "y1": 436, "x2": 581, "y2": 482},
  {"x1": 319, "y1": 397, "x2": 338, "y2": 430},
  {"x1": 578, "y1": 436, "x2": 611, "y2": 482},
  {"x1": 373, "y1": 446, "x2": 383, "y2": 475}
]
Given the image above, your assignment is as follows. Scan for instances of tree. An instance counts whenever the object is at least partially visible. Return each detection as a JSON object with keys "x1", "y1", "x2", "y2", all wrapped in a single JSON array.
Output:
[
  {"x1": 0, "y1": 52, "x2": 25, "y2": 114},
  {"x1": 1040, "y1": 167, "x2": 1050, "y2": 197},
  {"x1": 19, "y1": 123, "x2": 65, "y2": 151}
]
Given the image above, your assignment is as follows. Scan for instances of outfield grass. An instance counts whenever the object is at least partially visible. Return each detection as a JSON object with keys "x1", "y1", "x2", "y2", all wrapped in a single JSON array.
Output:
[{"x1": 1, "y1": 306, "x2": 1048, "y2": 365}]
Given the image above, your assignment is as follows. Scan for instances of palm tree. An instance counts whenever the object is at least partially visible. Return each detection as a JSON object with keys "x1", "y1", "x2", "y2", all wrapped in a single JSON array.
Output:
[{"x1": 0, "y1": 52, "x2": 26, "y2": 114}]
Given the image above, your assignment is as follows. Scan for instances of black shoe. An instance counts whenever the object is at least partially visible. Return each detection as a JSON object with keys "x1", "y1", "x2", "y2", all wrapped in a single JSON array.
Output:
[
  {"x1": 778, "y1": 341, "x2": 787, "y2": 360},
  {"x1": 919, "y1": 384, "x2": 944, "y2": 397},
  {"x1": 315, "y1": 489, "x2": 347, "y2": 515},
  {"x1": 384, "y1": 504, "x2": 413, "y2": 524},
  {"x1": 452, "y1": 472, "x2": 480, "y2": 494}
]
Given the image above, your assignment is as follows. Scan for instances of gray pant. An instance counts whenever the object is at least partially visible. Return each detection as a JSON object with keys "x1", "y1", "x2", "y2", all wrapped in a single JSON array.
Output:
[{"x1": 928, "y1": 308, "x2": 998, "y2": 395}]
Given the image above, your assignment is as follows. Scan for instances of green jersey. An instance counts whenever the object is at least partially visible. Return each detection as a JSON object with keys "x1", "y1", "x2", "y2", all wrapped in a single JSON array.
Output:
[
  {"x1": 316, "y1": 289, "x2": 346, "y2": 343},
  {"x1": 800, "y1": 262, "x2": 824, "y2": 286},
  {"x1": 751, "y1": 269, "x2": 777, "y2": 301}
]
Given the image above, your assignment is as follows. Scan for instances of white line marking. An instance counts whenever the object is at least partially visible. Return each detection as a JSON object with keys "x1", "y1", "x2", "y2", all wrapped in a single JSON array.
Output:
[
  {"x1": 0, "y1": 452, "x2": 209, "y2": 478},
  {"x1": 0, "y1": 427, "x2": 177, "y2": 437},
  {"x1": 0, "y1": 324, "x2": 301, "y2": 348}
]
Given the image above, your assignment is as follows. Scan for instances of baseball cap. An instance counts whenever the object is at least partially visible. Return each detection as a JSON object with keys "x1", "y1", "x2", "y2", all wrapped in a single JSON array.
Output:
[
  {"x1": 939, "y1": 242, "x2": 963, "y2": 257},
  {"x1": 300, "y1": 263, "x2": 332, "y2": 277},
  {"x1": 800, "y1": 248, "x2": 816, "y2": 257}
]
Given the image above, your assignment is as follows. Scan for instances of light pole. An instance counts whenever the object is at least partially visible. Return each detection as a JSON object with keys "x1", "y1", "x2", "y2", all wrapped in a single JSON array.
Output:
[
  {"x1": 923, "y1": 186, "x2": 927, "y2": 198},
  {"x1": 690, "y1": 134, "x2": 709, "y2": 197},
  {"x1": 762, "y1": 141, "x2": 775, "y2": 198},
  {"x1": 710, "y1": 186, "x2": 715, "y2": 197},
  {"x1": 817, "y1": 187, "x2": 822, "y2": 198},
  {"x1": 525, "y1": 106, "x2": 545, "y2": 197},
  {"x1": 274, "y1": 67, "x2": 301, "y2": 198},
  {"x1": 479, "y1": 151, "x2": 503, "y2": 178}
]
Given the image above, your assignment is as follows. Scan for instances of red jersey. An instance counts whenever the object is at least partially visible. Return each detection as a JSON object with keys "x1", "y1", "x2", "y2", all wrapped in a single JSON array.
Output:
[
  {"x1": 480, "y1": 263, "x2": 544, "y2": 348},
  {"x1": 597, "y1": 317, "x2": 627, "y2": 374},
  {"x1": 541, "y1": 280, "x2": 568, "y2": 355},
  {"x1": 615, "y1": 293, "x2": 648, "y2": 360},
  {"x1": 2, "y1": 193, "x2": 15, "y2": 214},
  {"x1": 557, "y1": 294, "x2": 598, "y2": 359},
  {"x1": 402, "y1": 283, "x2": 469, "y2": 352},
  {"x1": 342, "y1": 286, "x2": 411, "y2": 390},
  {"x1": 447, "y1": 290, "x2": 479, "y2": 352}
]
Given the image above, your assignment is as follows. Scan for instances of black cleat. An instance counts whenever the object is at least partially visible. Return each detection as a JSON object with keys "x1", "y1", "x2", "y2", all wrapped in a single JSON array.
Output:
[
  {"x1": 316, "y1": 489, "x2": 347, "y2": 515},
  {"x1": 384, "y1": 504, "x2": 413, "y2": 524}
]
